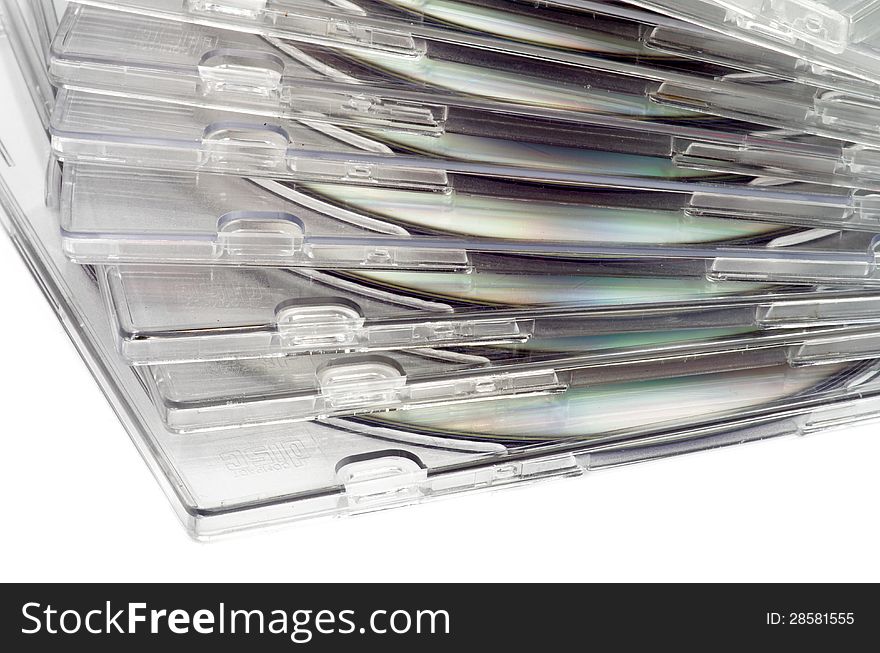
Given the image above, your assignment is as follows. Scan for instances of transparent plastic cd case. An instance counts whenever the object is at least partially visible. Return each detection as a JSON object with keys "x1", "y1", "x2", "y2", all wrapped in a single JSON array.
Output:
[
  {"x1": 59, "y1": 162, "x2": 880, "y2": 269},
  {"x1": 102, "y1": 263, "x2": 880, "y2": 365},
  {"x1": 7, "y1": 0, "x2": 880, "y2": 538},
  {"x1": 47, "y1": 6, "x2": 880, "y2": 191},
  {"x1": 53, "y1": 85, "x2": 880, "y2": 195},
  {"x1": 137, "y1": 324, "x2": 880, "y2": 432},
  {"x1": 59, "y1": 0, "x2": 880, "y2": 147}
]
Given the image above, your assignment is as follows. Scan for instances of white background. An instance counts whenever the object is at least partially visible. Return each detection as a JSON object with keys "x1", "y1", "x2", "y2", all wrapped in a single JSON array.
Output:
[{"x1": 0, "y1": 227, "x2": 878, "y2": 582}]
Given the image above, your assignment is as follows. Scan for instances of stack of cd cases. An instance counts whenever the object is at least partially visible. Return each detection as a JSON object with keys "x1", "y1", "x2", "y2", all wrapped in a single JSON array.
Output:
[{"x1": 5, "y1": 0, "x2": 880, "y2": 538}]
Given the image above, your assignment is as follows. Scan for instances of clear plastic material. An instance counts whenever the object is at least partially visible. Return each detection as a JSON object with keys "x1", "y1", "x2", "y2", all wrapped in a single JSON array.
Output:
[
  {"x1": 629, "y1": 0, "x2": 880, "y2": 97},
  {"x1": 53, "y1": 85, "x2": 880, "y2": 199},
  {"x1": 9, "y1": 0, "x2": 880, "y2": 538},
  {"x1": 0, "y1": 0, "x2": 56, "y2": 127},
  {"x1": 547, "y1": 1, "x2": 880, "y2": 54},
  {"x1": 59, "y1": 0, "x2": 880, "y2": 147},
  {"x1": 63, "y1": 0, "x2": 770, "y2": 59},
  {"x1": 136, "y1": 324, "x2": 880, "y2": 432},
  {"x1": 102, "y1": 263, "x2": 880, "y2": 365},
  {"x1": 47, "y1": 5, "x2": 880, "y2": 188},
  {"x1": 61, "y1": 163, "x2": 478, "y2": 270},
  {"x1": 686, "y1": 0, "x2": 880, "y2": 53},
  {"x1": 58, "y1": 163, "x2": 880, "y2": 269},
  {"x1": 47, "y1": 92, "x2": 880, "y2": 284}
]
